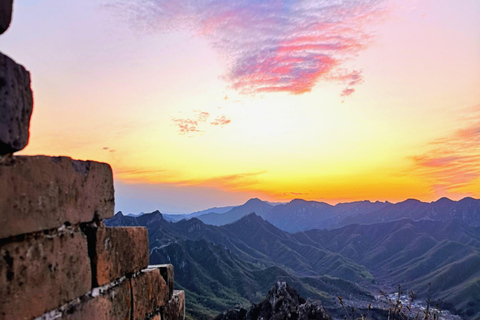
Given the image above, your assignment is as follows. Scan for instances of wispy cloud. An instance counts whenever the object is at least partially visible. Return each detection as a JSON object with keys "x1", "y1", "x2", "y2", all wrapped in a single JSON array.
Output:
[
  {"x1": 110, "y1": 0, "x2": 388, "y2": 95},
  {"x1": 175, "y1": 171, "x2": 268, "y2": 190},
  {"x1": 411, "y1": 106, "x2": 480, "y2": 197},
  {"x1": 172, "y1": 110, "x2": 231, "y2": 134},
  {"x1": 211, "y1": 115, "x2": 231, "y2": 126},
  {"x1": 172, "y1": 110, "x2": 210, "y2": 134},
  {"x1": 102, "y1": 146, "x2": 116, "y2": 153},
  {"x1": 283, "y1": 192, "x2": 309, "y2": 196},
  {"x1": 340, "y1": 87, "x2": 355, "y2": 97}
]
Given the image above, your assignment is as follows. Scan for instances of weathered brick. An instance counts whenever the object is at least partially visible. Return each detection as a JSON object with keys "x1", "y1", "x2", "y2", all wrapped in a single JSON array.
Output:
[
  {"x1": 132, "y1": 268, "x2": 169, "y2": 320},
  {"x1": 60, "y1": 278, "x2": 132, "y2": 320},
  {"x1": 163, "y1": 290, "x2": 185, "y2": 320},
  {"x1": 37, "y1": 277, "x2": 132, "y2": 320},
  {"x1": 0, "y1": 0, "x2": 12, "y2": 34},
  {"x1": 0, "y1": 229, "x2": 91, "y2": 319},
  {"x1": 87, "y1": 226, "x2": 149, "y2": 286},
  {"x1": 0, "y1": 155, "x2": 114, "y2": 239},
  {"x1": 0, "y1": 52, "x2": 33, "y2": 153},
  {"x1": 149, "y1": 264, "x2": 174, "y2": 300}
]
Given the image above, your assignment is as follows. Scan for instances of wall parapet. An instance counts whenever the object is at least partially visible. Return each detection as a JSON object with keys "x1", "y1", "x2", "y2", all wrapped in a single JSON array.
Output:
[{"x1": 0, "y1": 3, "x2": 183, "y2": 319}]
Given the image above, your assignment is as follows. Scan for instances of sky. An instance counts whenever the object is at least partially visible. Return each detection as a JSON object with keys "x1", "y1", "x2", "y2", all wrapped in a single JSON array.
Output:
[{"x1": 1, "y1": 0, "x2": 479, "y2": 214}]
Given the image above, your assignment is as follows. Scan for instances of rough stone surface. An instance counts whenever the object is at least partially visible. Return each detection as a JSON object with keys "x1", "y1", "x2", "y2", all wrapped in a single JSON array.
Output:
[
  {"x1": 0, "y1": 52, "x2": 33, "y2": 154},
  {"x1": 0, "y1": 155, "x2": 114, "y2": 239},
  {"x1": 87, "y1": 226, "x2": 148, "y2": 287},
  {"x1": 36, "y1": 277, "x2": 133, "y2": 320},
  {"x1": 163, "y1": 290, "x2": 185, "y2": 320},
  {"x1": 0, "y1": 0, "x2": 13, "y2": 34},
  {"x1": 149, "y1": 264, "x2": 174, "y2": 300},
  {"x1": 132, "y1": 268, "x2": 169, "y2": 320},
  {"x1": 0, "y1": 229, "x2": 91, "y2": 319},
  {"x1": 213, "y1": 282, "x2": 332, "y2": 320},
  {"x1": 152, "y1": 315, "x2": 161, "y2": 320}
]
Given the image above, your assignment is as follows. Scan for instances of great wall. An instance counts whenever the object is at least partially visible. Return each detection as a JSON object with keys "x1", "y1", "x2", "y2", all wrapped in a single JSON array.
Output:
[{"x1": 0, "y1": 1, "x2": 185, "y2": 319}]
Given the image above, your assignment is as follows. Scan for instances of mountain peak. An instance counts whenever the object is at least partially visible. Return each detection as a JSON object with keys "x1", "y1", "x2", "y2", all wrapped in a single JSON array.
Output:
[
  {"x1": 398, "y1": 198, "x2": 422, "y2": 205},
  {"x1": 245, "y1": 198, "x2": 264, "y2": 204},
  {"x1": 290, "y1": 198, "x2": 307, "y2": 203},
  {"x1": 240, "y1": 212, "x2": 264, "y2": 222},
  {"x1": 141, "y1": 209, "x2": 164, "y2": 221},
  {"x1": 115, "y1": 211, "x2": 124, "y2": 217},
  {"x1": 435, "y1": 197, "x2": 453, "y2": 204}
]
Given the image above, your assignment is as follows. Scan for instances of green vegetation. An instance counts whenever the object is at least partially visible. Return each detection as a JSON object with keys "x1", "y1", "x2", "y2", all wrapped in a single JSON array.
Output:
[{"x1": 106, "y1": 211, "x2": 480, "y2": 319}]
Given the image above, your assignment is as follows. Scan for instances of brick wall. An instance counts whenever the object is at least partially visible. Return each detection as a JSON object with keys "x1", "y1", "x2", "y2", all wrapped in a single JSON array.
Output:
[{"x1": 0, "y1": 4, "x2": 184, "y2": 319}]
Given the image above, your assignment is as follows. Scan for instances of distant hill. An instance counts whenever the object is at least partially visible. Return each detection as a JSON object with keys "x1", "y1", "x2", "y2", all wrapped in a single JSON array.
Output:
[
  {"x1": 106, "y1": 211, "x2": 374, "y2": 319},
  {"x1": 163, "y1": 205, "x2": 238, "y2": 222},
  {"x1": 341, "y1": 197, "x2": 480, "y2": 227},
  {"x1": 122, "y1": 197, "x2": 480, "y2": 233},
  {"x1": 192, "y1": 197, "x2": 480, "y2": 233},
  {"x1": 106, "y1": 203, "x2": 480, "y2": 319},
  {"x1": 197, "y1": 198, "x2": 275, "y2": 225},
  {"x1": 294, "y1": 219, "x2": 480, "y2": 318}
]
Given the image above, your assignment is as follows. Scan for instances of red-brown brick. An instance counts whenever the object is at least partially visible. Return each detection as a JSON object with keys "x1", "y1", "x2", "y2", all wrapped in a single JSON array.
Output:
[
  {"x1": 0, "y1": 229, "x2": 91, "y2": 319},
  {"x1": 87, "y1": 226, "x2": 149, "y2": 286},
  {"x1": 60, "y1": 278, "x2": 132, "y2": 320},
  {"x1": 132, "y1": 268, "x2": 169, "y2": 320},
  {"x1": 0, "y1": 156, "x2": 114, "y2": 239},
  {"x1": 163, "y1": 290, "x2": 186, "y2": 320},
  {"x1": 0, "y1": 52, "x2": 33, "y2": 154},
  {"x1": 149, "y1": 264, "x2": 174, "y2": 300},
  {"x1": 0, "y1": 0, "x2": 13, "y2": 34}
]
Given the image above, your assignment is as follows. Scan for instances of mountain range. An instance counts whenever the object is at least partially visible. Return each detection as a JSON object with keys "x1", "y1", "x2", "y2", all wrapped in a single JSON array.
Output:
[
  {"x1": 106, "y1": 197, "x2": 480, "y2": 319},
  {"x1": 162, "y1": 197, "x2": 480, "y2": 233}
]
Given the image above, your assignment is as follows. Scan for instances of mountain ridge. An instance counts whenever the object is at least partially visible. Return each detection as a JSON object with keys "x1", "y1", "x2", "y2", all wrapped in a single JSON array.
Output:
[{"x1": 106, "y1": 208, "x2": 480, "y2": 319}]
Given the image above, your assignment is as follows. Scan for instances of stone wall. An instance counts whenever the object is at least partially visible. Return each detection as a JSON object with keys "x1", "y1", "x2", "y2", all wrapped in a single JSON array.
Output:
[{"x1": 0, "y1": 3, "x2": 184, "y2": 319}]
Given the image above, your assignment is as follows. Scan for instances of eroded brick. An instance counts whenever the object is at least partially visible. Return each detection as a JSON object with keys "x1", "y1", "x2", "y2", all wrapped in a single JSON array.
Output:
[
  {"x1": 149, "y1": 264, "x2": 174, "y2": 300},
  {"x1": 132, "y1": 268, "x2": 169, "y2": 320},
  {"x1": 0, "y1": 52, "x2": 33, "y2": 153},
  {"x1": 0, "y1": 229, "x2": 91, "y2": 319},
  {"x1": 61, "y1": 278, "x2": 132, "y2": 320},
  {"x1": 163, "y1": 290, "x2": 185, "y2": 320},
  {"x1": 86, "y1": 226, "x2": 148, "y2": 286},
  {"x1": 0, "y1": 156, "x2": 114, "y2": 239},
  {"x1": 0, "y1": 0, "x2": 13, "y2": 34}
]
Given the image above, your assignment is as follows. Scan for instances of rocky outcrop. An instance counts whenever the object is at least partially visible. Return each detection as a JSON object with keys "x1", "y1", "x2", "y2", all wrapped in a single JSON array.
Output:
[
  {"x1": 0, "y1": 52, "x2": 33, "y2": 154},
  {"x1": 214, "y1": 282, "x2": 333, "y2": 320}
]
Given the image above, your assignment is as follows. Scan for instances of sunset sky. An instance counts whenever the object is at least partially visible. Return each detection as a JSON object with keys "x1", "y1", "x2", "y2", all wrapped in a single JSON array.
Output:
[{"x1": 1, "y1": 0, "x2": 479, "y2": 214}]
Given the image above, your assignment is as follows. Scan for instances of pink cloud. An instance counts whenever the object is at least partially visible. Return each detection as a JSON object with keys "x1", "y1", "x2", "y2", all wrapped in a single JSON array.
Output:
[
  {"x1": 341, "y1": 87, "x2": 355, "y2": 97},
  {"x1": 410, "y1": 109, "x2": 480, "y2": 197},
  {"x1": 172, "y1": 110, "x2": 210, "y2": 134},
  {"x1": 172, "y1": 110, "x2": 231, "y2": 134},
  {"x1": 211, "y1": 115, "x2": 231, "y2": 126},
  {"x1": 111, "y1": 0, "x2": 388, "y2": 95}
]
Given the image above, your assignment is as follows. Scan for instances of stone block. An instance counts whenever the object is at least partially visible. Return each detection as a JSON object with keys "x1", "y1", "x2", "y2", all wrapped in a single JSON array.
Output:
[
  {"x1": 0, "y1": 52, "x2": 33, "y2": 153},
  {"x1": 60, "y1": 278, "x2": 132, "y2": 320},
  {"x1": 163, "y1": 290, "x2": 185, "y2": 320},
  {"x1": 149, "y1": 264, "x2": 174, "y2": 300},
  {"x1": 0, "y1": 229, "x2": 91, "y2": 319},
  {"x1": 132, "y1": 268, "x2": 169, "y2": 320},
  {"x1": 86, "y1": 226, "x2": 148, "y2": 287},
  {"x1": 0, "y1": 155, "x2": 114, "y2": 239},
  {"x1": 0, "y1": 0, "x2": 13, "y2": 34}
]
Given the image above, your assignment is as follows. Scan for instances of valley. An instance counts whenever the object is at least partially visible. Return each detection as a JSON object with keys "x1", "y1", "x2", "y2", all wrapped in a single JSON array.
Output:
[{"x1": 107, "y1": 197, "x2": 480, "y2": 319}]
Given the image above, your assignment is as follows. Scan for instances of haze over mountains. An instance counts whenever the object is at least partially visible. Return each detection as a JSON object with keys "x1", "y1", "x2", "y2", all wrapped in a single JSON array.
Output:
[
  {"x1": 161, "y1": 197, "x2": 480, "y2": 233},
  {"x1": 108, "y1": 196, "x2": 480, "y2": 319}
]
